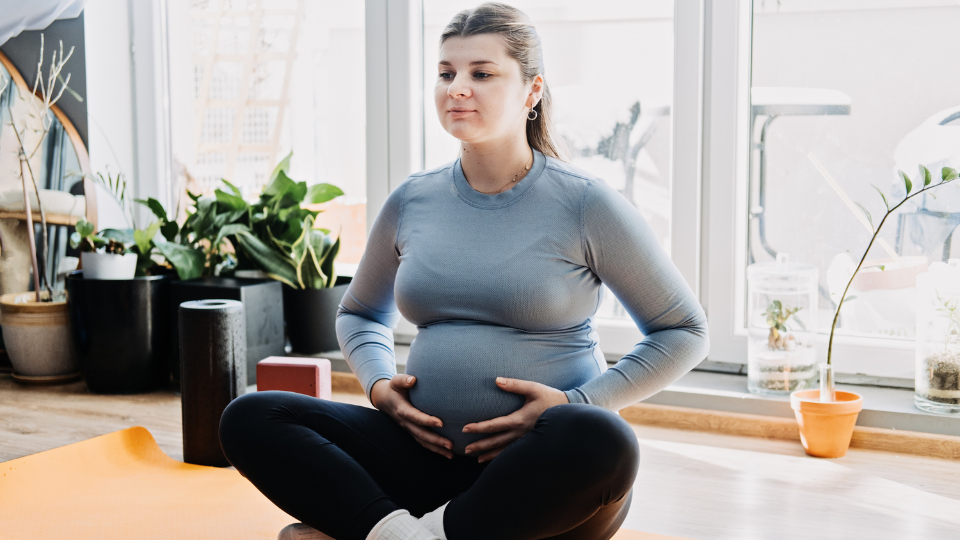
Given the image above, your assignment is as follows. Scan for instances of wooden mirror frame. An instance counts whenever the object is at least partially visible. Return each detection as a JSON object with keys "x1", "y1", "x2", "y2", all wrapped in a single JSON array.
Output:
[{"x1": 0, "y1": 50, "x2": 96, "y2": 230}]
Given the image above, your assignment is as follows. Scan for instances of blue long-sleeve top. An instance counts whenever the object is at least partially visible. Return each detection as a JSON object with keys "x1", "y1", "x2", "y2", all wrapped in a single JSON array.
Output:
[{"x1": 336, "y1": 148, "x2": 710, "y2": 455}]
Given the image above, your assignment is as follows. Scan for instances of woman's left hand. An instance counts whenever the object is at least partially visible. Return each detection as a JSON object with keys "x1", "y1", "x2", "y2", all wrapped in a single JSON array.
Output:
[{"x1": 462, "y1": 377, "x2": 570, "y2": 463}]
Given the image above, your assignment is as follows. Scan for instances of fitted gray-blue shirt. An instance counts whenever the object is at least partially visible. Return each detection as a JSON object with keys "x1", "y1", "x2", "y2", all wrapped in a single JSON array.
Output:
[{"x1": 336, "y1": 148, "x2": 710, "y2": 455}]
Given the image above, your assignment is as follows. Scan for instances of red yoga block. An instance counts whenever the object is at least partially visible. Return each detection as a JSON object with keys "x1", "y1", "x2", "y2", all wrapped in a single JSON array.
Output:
[{"x1": 256, "y1": 357, "x2": 332, "y2": 399}]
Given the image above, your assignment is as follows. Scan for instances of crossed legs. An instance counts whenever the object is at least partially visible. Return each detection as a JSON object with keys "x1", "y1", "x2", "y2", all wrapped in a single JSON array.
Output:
[{"x1": 219, "y1": 391, "x2": 639, "y2": 540}]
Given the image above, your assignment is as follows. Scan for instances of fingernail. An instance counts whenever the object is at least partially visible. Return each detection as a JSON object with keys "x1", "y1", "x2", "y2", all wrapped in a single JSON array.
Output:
[
  {"x1": 406, "y1": 376, "x2": 414, "y2": 383},
  {"x1": 462, "y1": 427, "x2": 469, "y2": 433},
  {"x1": 496, "y1": 377, "x2": 505, "y2": 384}
]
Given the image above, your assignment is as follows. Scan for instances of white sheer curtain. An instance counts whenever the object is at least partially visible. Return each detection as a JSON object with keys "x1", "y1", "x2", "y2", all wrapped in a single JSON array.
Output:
[{"x1": 0, "y1": 0, "x2": 87, "y2": 47}]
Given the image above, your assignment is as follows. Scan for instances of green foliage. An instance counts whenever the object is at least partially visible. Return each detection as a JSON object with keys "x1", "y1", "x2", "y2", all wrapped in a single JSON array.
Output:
[
  {"x1": 69, "y1": 217, "x2": 125, "y2": 254},
  {"x1": 180, "y1": 151, "x2": 344, "y2": 286},
  {"x1": 127, "y1": 196, "x2": 204, "y2": 280}
]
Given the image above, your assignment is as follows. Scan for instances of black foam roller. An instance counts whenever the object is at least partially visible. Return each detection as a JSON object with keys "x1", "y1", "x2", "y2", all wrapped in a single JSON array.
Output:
[{"x1": 179, "y1": 299, "x2": 246, "y2": 466}]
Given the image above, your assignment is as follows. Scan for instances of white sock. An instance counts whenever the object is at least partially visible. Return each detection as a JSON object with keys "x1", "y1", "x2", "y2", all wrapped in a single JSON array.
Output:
[
  {"x1": 418, "y1": 501, "x2": 448, "y2": 540},
  {"x1": 365, "y1": 509, "x2": 440, "y2": 540}
]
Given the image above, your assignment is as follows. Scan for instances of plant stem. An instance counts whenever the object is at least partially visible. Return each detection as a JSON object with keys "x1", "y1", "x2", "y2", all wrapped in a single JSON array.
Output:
[
  {"x1": 827, "y1": 181, "x2": 945, "y2": 364},
  {"x1": 17, "y1": 157, "x2": 42, "y2": 302}
]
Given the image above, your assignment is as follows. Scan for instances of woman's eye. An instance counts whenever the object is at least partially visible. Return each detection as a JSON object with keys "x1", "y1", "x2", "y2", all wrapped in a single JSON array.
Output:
[
  {"x1": 473, "y1": 72, "x2": 490, "y2": 79},
  {"x1": 439, "y1": 72, "x2": 453, "y2": 80}
]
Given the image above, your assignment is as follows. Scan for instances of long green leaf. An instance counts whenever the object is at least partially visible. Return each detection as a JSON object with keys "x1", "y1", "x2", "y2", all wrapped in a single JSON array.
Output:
[
  {"x1": 214, "y1": 223, "x2": 251, "y2": 250},
  {"x1": 319, "y1": 234, "x2": 339, "y2": 288},
  {"x1": 898, "y1": 170, "x2": 912, "y2": 196},
  {"x1": 267, "y1": 152, "x2": 292, "y2": 186},
  {"x1": 871, "y1": 184, "x2": 890, "y2": 211},
  {"x1": 215, "y1": 188, "x2": 247, "y2": 211},
  {"x1": 919, "y1": 164, "x2": 932, "y2": 187},
  {"x1": 154, "y1": 241, "x2": 205, "y2": 280},
  {"x1": 855, "y1": 202, "x2": 874, "y2": 230},
  {"x1": 262, "y1": 169, "x2": 297, "y2": 199},
  {"x1": 944, "y1": 167, "x2": 959, "y2": 182},
  {"x1": 235, "y1": 231, "x2": 299, "y2": 288},
  {"x1": 135, "y1": 198, "x2": 169, "y2": 222},
  {"x1": 221, "y1": 179, "x2": 243, "y2": 197},
  {"x1": 133, "y1": 221, "x2": 162, "y2": 255},
  {"x1": 304, "y1": 183, "x2": 344, "y2": 205}
]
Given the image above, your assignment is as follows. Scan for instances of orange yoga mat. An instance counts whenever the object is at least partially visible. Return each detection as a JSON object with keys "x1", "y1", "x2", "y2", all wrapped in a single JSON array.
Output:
[{"x1": 0, "y1": 427, "x2": 688, "y2": 540}]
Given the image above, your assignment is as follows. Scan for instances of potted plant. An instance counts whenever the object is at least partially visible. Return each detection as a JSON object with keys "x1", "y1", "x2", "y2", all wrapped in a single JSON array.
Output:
[
  {"x1": 791, "y1": 165, "x2": 958, "y2": 457},
  {"x1": 236, "y1": 213, "x2": 346, "y2": 354},
  {"x1": 66, "y1": 171, "x2": 205, "y2": 393},
  {"x1": 69, "y1": 216, "x2": 137, "y2": 279},
  {"x1": 747, "y1": 255, "x2": 819, "y2": 395},
  {"x1": 0, "y1": 36, "x2": 79, "y2": 383},
  {"x1": 167, "y1": 153, "x2": 344, "y2": 382}
]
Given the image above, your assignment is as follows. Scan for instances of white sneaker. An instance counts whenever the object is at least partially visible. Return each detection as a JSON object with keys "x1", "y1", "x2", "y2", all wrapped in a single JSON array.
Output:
[{"x1": 277, "y1": 522, "x2": 337, "y2": 540}]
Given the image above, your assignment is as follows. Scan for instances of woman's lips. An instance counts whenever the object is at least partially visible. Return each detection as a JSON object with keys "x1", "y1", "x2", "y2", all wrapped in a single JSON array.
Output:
[{"x1": 448, "y1": 109, "x2": 475, "y2": 118}]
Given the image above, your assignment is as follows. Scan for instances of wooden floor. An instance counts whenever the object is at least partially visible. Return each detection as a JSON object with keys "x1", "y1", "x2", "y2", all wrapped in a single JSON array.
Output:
[{"x1": 3, "y1": 373, "x2": 960, "y2": 539}]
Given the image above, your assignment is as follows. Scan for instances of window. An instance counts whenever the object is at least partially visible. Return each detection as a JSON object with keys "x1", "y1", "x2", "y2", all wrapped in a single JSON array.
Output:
[
  {"x1": 179, "y1": 0, "x2": 368, "y2": 265},
  {"x1": 705, "y1": 0, "x2": 960, "y2": 383}
]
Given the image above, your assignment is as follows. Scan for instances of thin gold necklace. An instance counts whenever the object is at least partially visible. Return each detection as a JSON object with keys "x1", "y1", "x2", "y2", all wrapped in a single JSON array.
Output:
[{"x1": 469, "y1": 155, "x2": 533, "y2": 195}]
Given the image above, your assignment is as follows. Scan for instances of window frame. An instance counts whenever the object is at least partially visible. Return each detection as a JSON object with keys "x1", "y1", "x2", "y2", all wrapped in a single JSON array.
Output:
[{"x1": 701, "y1": 0, "x2": 915, "y2": 386}]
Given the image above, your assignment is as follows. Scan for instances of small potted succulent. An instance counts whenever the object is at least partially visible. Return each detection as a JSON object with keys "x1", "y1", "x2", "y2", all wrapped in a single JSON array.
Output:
[
  {"x1": 69, "y1": 216, "x2": 138, "y2": 279},
  {"x1": 791, "y1": 164, "x2": 958, "y2": 458}
]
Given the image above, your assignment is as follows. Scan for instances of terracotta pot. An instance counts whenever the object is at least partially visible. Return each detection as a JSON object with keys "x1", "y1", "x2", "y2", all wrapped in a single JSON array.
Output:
[
  {"x1": 790, "y1": 389, "x2": 863, "y2": 458},
  {"x1": 0, "y1": 291, "x2": 78, "y2": 381}
]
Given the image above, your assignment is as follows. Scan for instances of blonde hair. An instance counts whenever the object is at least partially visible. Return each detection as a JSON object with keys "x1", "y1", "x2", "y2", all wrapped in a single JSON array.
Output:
[{"x1": 441, "y1": 2, "x2": 567, "y2": 161}]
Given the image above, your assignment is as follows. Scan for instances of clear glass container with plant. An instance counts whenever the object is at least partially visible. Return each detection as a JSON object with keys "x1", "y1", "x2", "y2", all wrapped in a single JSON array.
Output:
[
  {"x1": 747, "y1": 253, "x2": 819, "y2": 395},
  {"x1": 915, "y1": 259, "x2": 960, "y2": 414}
]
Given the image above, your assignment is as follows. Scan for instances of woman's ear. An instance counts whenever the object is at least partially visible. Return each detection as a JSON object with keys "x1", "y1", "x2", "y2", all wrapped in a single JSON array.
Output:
[{"x1": 526, "y1": 74, "x2": 545, "y2": 108}]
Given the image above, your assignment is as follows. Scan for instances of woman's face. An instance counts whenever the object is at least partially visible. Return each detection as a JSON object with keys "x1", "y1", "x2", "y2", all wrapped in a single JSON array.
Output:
[{"x1": 435, "y1": 33, "x2": 542, "y2": 146}]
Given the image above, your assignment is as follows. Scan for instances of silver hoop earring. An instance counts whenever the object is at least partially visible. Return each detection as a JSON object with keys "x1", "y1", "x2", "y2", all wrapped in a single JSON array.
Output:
[{"x1": 527, "y1": 109, "x2": 538, "y2": 121}]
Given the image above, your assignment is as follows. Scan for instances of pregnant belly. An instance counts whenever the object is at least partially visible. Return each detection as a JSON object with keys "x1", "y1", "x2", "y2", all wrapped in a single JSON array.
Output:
[{"x1": 405, "y1": 322, "x2": 602, "y2": 455}]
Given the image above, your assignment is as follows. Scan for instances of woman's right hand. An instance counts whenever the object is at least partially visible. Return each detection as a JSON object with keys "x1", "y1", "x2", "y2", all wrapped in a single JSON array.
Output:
[{"x1": 371, "y1": 375, "x2": 454, "y2": 459}]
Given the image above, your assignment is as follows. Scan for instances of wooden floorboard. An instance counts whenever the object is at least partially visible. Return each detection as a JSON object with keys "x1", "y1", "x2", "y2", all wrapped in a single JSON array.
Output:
[{"x1": 3, "y1": 373, "x2": 960, "y2": 539}]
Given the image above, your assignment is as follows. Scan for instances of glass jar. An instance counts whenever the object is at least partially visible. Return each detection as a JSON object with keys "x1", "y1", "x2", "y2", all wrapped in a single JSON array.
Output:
[
  {"x1": 915, "y1": 259, "x2": 960, "y2": 415},
  {"x1": 747, "y1": 254, "x2": 819, "y2": 395}
]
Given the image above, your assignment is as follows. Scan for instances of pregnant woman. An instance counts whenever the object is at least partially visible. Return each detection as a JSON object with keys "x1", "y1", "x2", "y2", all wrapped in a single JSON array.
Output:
[{"x1": 219, "y1": 3, "x2": 710, "y2": 540}]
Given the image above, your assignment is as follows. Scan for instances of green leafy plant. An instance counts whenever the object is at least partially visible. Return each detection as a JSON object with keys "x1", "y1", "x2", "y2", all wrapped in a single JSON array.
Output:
[
  {"x1": 828, "y1": 165, "x2": 959, "y2": 366},
  {"x1": 179, "y1": 152, "x2": 344, "y2": 285},
  {"x1": 69, "y1": 217, "x2": 127, "y2": 255},
  {"x1": 764, "y1": 300, "x2": 803, "y2": 350}
]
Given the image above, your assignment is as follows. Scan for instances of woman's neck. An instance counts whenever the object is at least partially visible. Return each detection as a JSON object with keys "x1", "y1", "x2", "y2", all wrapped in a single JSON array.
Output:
[{"x1": 459, "y1": 136, "x2": 534, "y2": 194}]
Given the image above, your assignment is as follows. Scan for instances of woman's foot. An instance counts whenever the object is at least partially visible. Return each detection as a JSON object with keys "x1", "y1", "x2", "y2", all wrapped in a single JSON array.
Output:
[{"x1": 277, "y1": 522, "x2": 337, "y2": 540}]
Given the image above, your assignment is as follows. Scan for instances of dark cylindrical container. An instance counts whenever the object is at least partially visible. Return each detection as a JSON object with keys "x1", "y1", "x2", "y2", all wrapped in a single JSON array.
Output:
[
  {"x1": 282, "y1": 276, "x2": 352, "y2": 354},
  {"x1": 179, "y1": 299, "x2": 246, "y2": 466},
  {"x1": 66, "y1": 271, "x2": 175, "y2": 393}
]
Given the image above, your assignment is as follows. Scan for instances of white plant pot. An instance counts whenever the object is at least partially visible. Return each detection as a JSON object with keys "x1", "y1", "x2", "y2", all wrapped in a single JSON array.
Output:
[{"x1": 81, "y1": 252, "x2": 138, "y2": 280}]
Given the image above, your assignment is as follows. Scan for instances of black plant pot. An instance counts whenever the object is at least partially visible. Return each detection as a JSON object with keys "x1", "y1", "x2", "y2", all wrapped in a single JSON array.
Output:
[
  {"x1": 283, "y1": 276, "x2": 352, "y2": 354},
  {"x1": 66, "y1": 271, "x2": 175, "y2": 394},
  {"x1": 170, "y1": 277, "x2": 285, "y2": 386}
]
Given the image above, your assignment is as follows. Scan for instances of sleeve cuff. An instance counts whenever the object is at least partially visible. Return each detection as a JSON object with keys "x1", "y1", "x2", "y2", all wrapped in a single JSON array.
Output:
[{"x1": 564, "y1": 389, "x2": 587, "y2": 405}]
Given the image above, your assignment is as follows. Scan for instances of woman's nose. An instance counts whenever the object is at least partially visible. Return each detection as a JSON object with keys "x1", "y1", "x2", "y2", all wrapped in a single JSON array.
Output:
[{"x1": 448, "y1": 74, "x2": 470, "y2": 98}]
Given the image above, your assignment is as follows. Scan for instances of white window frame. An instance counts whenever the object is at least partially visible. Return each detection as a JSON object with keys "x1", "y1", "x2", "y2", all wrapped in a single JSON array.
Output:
[{"x1": 701, "y1": 0, "x2": 914, "y2": 386}]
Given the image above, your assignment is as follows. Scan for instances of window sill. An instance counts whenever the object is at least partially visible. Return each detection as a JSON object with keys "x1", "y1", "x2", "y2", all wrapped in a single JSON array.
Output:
[{"x1": 299, "y1": 345, "x2": 960, "y2": 439}]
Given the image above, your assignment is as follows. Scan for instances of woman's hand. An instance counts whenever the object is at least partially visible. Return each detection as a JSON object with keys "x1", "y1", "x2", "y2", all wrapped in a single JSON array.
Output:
[
  {"x1": 462, "y1": 377, "x2": 570, "y2": 463},
  {"x1": 371, "y1": 375, "x2": 455, "y2": 459}
]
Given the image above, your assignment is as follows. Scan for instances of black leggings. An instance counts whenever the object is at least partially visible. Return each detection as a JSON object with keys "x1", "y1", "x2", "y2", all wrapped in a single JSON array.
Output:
[{"x1": 219, "y1": 391, "x2": 640, "y2": 540}]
